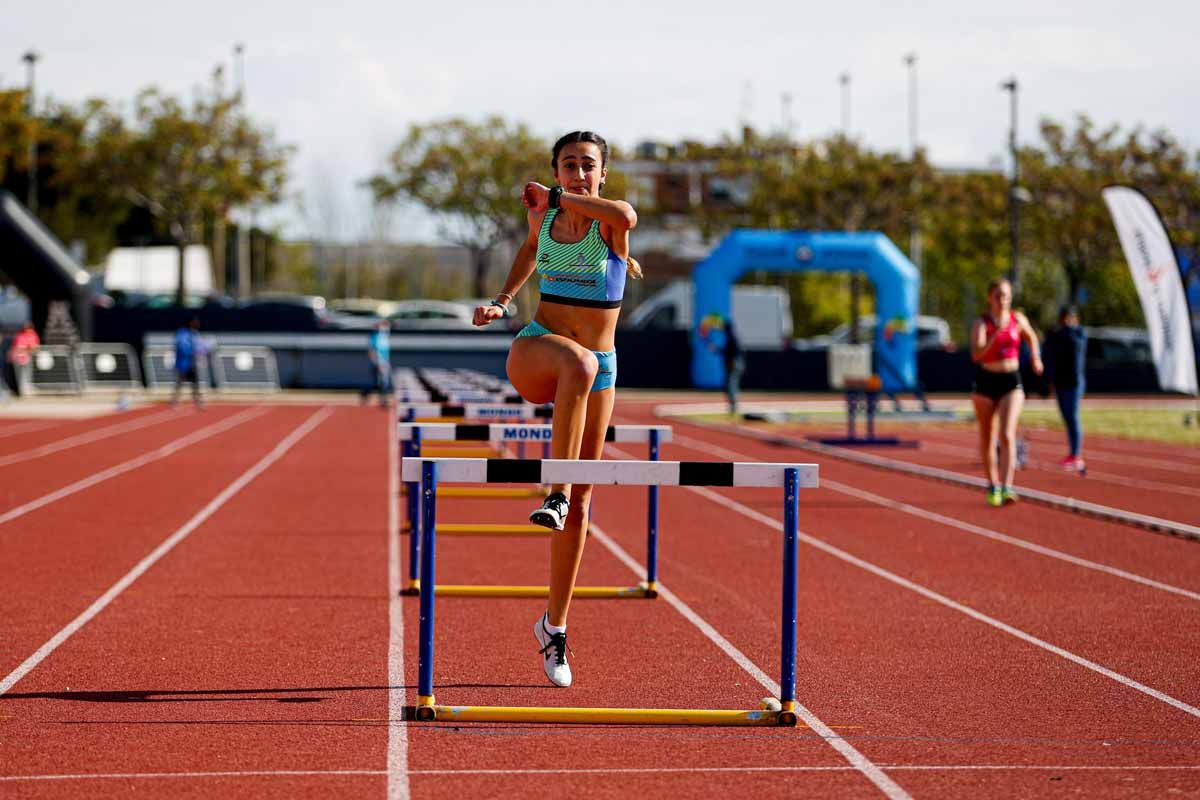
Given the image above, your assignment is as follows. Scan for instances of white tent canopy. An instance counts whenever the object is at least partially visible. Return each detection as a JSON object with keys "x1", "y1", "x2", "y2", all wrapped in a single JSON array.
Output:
[{"x1": 103, "y1": 245, "x2": 213, "y2": 294}]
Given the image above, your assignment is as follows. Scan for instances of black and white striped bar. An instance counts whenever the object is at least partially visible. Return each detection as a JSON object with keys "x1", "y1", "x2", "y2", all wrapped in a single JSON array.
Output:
[
  {"x1": 396, "y1": 402, "x2": 554, "y2": 420},
  {"x1": 401, "y1": 457, "x2": 818, "y2": 488},
  {"x1": 398, "y1": 423, "x2": 672, "y2": 444}
]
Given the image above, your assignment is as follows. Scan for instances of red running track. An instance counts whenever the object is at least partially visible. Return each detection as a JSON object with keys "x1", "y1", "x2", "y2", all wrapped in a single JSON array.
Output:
[
  {"x1": 760, "y1": 419, "x2": 1200, "y2": 528},
  {"x1": 1, "y1": 398, "x2": 1198, "y2": 798}
]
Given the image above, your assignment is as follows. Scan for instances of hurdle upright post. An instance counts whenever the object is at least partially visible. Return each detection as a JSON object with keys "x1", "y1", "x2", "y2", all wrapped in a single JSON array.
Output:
[
  {"x1": 780, "y1": 467, "x2": 799, "y2": 725},
  {"x1": 406, "y1": 424, "x2": 423, "y2": 591},
  {"x1": 416, "y1": 459, "x2": 439, "y2": 720},
  {"x1": 645, "y1": 429, "x2": 660, "y2": 594}
]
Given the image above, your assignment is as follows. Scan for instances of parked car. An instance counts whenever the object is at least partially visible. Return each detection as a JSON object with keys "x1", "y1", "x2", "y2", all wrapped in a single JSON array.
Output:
[
  {"x1": 234, "y1": 294, "x2": 343, "y2": 332},
  {"x1": 0, "y1": 287, "x2": 30, "y2": 331},
  {"x1": 1084, "y1": 326, "x2": 1153, "y2": 365},
  {"x1": 793, "y1": 314, "x2": 953, "y2": 351},
  {"x1": 387, "y1": 300, "x2": 481, "y2": 331},
  {"x1": 329, "y1": 298, "x2": 400, "y2": 319}
]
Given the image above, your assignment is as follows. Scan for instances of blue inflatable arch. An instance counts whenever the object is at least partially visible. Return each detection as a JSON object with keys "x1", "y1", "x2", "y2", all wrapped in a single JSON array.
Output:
[{"x1": 692, "y1": 230, "x2": 920, "y2": 392}]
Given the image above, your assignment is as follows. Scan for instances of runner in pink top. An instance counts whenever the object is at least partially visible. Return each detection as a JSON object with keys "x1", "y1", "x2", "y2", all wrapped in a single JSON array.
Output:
[{"x1": 969, "y1": 278, "x2": 1043, "y2": 507}]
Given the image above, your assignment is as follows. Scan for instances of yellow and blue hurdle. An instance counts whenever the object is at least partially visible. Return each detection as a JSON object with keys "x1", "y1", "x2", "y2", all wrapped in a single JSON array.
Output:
[
  {"x1": 403, "y1": 455, "x2": 817, "y2": 726},
  {"x1": 399, "y1": 422, "x2": 671, "y2": 598}
]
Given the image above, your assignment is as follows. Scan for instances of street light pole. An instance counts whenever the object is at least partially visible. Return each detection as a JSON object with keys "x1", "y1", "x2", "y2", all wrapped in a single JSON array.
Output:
[
  {"x1": 904, "y1": 53, "x2": 922, "y2": 301},
  {"x1": 234, "y1": 43, "x2": 252, "y2": 299},
  {"x1": 22, "y1": 51, "x2": 39, "y2": 215},
  {"x1": 839, "y1": 71, "x2": 861, "y2": 341},
  {"x1": 1000, "y1": 77, "x2": 1020, "y2": 298},
  {"x1": 838, "y1": 72, "x2": 851, "y2": 136}
]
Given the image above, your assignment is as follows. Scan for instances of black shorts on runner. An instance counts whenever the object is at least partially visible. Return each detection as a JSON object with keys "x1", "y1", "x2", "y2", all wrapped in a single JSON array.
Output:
[{"x1": 972, "y1": 367, "x2": 1021, "y2": 401}]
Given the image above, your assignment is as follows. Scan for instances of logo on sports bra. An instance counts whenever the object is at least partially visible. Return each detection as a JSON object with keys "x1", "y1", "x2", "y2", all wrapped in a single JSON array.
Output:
[
  {"x1": 575, "y1": 253, "x2": 589, "y2": 267},
  {"x1": 538, "y1": 253, "x2": 549, "y2": 264},
  {"x1": 544, "y1": 274, "x2": 598, "y2": 287}
]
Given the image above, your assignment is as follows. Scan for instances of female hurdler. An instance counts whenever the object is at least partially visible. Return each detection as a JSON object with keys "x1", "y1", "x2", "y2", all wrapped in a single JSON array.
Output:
[{"x1": 473, "y1": 131, "x2": 638, "y2": 687}]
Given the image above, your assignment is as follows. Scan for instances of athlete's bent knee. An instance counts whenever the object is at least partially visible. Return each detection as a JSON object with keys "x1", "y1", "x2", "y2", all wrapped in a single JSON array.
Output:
[{"x1": 560, "y1": 349, "x2": 599, "y2": 388}]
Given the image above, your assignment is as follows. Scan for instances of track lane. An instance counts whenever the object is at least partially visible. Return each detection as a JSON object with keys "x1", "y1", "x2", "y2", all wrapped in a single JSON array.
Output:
[
  {"x1": 0, "y1": 406, "x2": 397, "y2": 798},
  {"x1": 0, "y1": 407, "x2": 170, "y2": 454},
  {"x1": 0, "y1": 406, "x2": 266, "y2": 514},
  {"x1": 759, "y1": 420, "x2": 1199, "y2": 527},
  {"x1": 401, "y1": 482, "x2": 898, "y2": 796},
  {"x1": 588, "y1": 470, "x2": 1200, "y2": 788},
  {"x1": 0, "y1": 407, "x2": 320, "y2": 680}
]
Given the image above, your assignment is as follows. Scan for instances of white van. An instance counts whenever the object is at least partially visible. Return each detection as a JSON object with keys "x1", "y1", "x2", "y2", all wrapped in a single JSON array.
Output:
[{"x1": 625, "y1": 281, "x2": 793, "y2": 350}]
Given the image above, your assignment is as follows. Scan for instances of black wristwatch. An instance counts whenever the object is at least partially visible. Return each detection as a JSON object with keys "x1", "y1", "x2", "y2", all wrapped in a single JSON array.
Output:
[
  {"x1": 489, "y1": 299, "x2": 511, "y2": 318},
  {"x1": 548, "y1": 185, "x2": 563, "y2": 209}
]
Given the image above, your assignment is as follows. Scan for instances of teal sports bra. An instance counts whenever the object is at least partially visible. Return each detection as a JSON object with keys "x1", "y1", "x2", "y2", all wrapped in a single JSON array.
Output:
[{"x1": 535, "y1": 209, "x2": 626, "y2": 309}]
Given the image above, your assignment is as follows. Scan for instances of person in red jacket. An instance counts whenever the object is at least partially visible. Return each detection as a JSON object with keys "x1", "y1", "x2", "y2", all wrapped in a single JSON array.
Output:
[{"x1": 6, "y1": 320, "x2": 40, "y2": 396}]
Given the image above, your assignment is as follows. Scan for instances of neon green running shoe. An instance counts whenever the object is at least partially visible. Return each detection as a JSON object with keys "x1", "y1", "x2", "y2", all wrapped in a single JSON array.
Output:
[
  {"x1": 1001, "y1": 487, "x2": 1019, "y2": 505},
  {"x1": 987, "y1": 487, "x2": 1003, "y2": 507}
]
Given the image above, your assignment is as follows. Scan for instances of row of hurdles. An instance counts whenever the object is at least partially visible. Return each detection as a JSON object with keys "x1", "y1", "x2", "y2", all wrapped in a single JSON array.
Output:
[{"x1": 393, "y1": 381, "x2": 820, "y2": 728}]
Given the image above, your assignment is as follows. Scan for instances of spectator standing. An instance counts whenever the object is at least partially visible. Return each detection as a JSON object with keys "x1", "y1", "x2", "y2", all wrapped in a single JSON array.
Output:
[
  {"x1": 6, "y1": 320, "x2": 40, "y2": 396},
  {"x1": 1045, "y1": 305, "x2": 1087, "y2": 472},
  {"x1": 171, "y1": 317, "x2": 205, "y2": 408},
  {"x1": 720, "y1": 318, "x2": 745, "y2": 415},
  {"x1": 362, "y1": 319, "x2": 392, "y2": 407}
]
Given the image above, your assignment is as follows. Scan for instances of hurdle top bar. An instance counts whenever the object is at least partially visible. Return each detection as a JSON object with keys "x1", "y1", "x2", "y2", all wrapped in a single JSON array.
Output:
[
  {"x1": 401, "y1": 457, "x2": 818, "y2": 488},
  {"x1": 398, "y1": 423, "x2": 672, "y2": 444},
  {"x1": 396, "y1": 402, "x2": 554, "y2": 419}
]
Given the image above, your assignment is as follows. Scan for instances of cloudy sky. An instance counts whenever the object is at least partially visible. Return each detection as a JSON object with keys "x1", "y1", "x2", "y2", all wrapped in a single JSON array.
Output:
[{"x1": 4, "y1": 0, "x2": 1198, "y2": 243}]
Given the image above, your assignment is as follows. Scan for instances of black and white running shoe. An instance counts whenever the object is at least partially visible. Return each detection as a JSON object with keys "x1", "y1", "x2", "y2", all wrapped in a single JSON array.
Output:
[
  {"x1": 533, "y1": 613, "x2": 572, "y2": 687},
  {"x1": 529, "y1": 491, "x2": 569, "y2": 531}
]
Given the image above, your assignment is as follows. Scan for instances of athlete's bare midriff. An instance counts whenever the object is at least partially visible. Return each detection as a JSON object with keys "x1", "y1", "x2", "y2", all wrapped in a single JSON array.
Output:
[{"x1": 534, "y1": 299, "x2": 620, "y2": 351}]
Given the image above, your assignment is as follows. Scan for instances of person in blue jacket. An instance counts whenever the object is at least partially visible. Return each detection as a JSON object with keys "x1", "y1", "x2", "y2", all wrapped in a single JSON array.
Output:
[
  {"x1": 171, "y1": 317, "x2": 205, "y2": 408},
  {"x1": 1045, "y1": 305, "x2": 1087, "y2": 472},
  {"x1": 361, "y1": 318, "x2": 392, "y2": 407}
]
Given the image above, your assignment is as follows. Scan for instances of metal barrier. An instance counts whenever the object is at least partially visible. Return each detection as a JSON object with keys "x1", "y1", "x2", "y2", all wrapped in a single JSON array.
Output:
[
  {"x1": 17, "y1": 346, "x2": 81, "y2": 395},
  {"x1": 212, "y1": 346, "x2": 279, "y2": 392},
  {"x1": 76, "y1": 343, "x2": 142, "y2": 392},
  {"x1": 142, "y1": 345, "x2": 211, "y2": 392}
]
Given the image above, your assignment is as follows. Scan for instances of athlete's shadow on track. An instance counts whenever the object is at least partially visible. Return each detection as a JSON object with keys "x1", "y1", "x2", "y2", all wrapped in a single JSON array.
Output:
[{"x1": 1, "y1": 683, "x2": 543, "y2": 704}]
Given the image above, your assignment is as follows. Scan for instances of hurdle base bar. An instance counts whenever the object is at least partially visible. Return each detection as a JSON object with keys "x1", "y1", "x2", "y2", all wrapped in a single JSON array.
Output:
[
  {"x1": 420, "y1": 446, "x2": 501, "y2": 458},
  {"x1": 423, "y1": 523, "x2": 550, "y2": 536},
  {"x1": 414, "y1": 702, "x2": 797, "y2": 726},
  {"x1": 433, "y1": 486, "x2": 549, "y2": 499},
  {"x1": 402, "y1": 581, "x2": 657, "y2": 599}
]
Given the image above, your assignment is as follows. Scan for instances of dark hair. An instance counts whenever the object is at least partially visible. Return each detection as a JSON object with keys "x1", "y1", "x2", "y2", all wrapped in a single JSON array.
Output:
[
  {"x1": 987, "y1": 277, "x2": 1011, "y2": 295},
  {"x1": 551, "y1": 131, "x2": 609, "y2": 171},
  {"x1": 1059, "y1": 305, "x2": 1078, "y2": 320}
]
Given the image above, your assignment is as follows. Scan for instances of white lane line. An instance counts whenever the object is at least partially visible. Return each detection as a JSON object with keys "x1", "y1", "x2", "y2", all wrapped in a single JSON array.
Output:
[
  {"x1": 824, "y1": 479, "x2": 1200, "y2": 602},
  {"x1": 671, "y1": 433, "x2": 1200, "y2": 602},
  {"x1": 3, "y1": 765, "x2": 1200, "y2": 782},
  {"x1": 922, "y1": 431, "x2": 1191, "y2": 474},
  {"x1": 919, "y1": 440, "x2": 1200, "y2": 499},
  {"x1": 687, "y1": 484, "x2": 1200, "y2": 721},
  {"x1": 0, "y1": 407, "x2": 333, "y2": 697},
  {"x1": 601, "y1": 445, "x2": 911, "y2": 800},
  {"x1": 0, "y1": 408, "x2": 270, "y2": 528},
  {"x1": 0, "y1": 419, "x2": 58, "y2": 440},
  {"x1": 386, "y1": 410, "x2": 411, "y2": 800},
  {"x1": 0, "y1": 408, "x2": 181, "y2": 468}
]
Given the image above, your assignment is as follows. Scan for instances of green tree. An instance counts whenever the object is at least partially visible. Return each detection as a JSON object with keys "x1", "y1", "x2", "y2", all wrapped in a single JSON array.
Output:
[
  {"x1": 123, "y1": 68, "x2": 291, "y2": 304},
  {"x1": 0, "y1": 90, "x2": 33, "y2": 187},
  {"x1": 920, "y1": 168, "x2": 1011, "y2": 336},
  {"x1": 708, "y1": 134, "x2": 929, "y2": 336},
  {"x1": 368, "y1": 117, "x2": 549, "y2": 297},
  {"x1": 1022, "y1": 115, "x2": 1200, "y2": 322}
]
